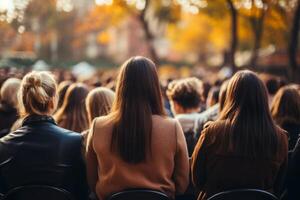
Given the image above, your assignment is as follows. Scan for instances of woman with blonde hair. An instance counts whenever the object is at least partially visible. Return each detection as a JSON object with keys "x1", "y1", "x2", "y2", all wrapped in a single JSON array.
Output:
[
  {"x1": 54, "y1": 83, "x2": 89, "y2": 132},
  {"x1": 86, "y1": 56, "x2": 189, "y2": 200},
  {"x1": 271, "y1": 85, "x2": 300, "y2": 150},
  {"x1": 85, "y1": 87, "x2": 115, "y2": 124},
  {"x1": 0, "y1": 71, "x2": 88, "y2": 199},
  {"x1": 0, "y1": 78, "x2": 21, "y2": 137}
]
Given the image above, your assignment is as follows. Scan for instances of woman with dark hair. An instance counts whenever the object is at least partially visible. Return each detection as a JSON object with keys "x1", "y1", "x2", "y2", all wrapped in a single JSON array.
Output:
[
  {"x1": 55, "y1": 80, "x2": 72, "y2": 112},
  {"x1": 271, "y1": 86, "x2": 300, "y2": 150},
  {"x1": 85, "y1": 56, "x2": 189, "y2": 200},
  {"x1": 191, "y1": 70, "x2": 288, "y2": 200},
  {"x1": 0, "y1": 71, "x2": 88, "y2": 199},
  {"x1": 54, "y1": 83, "x2": 89, "y2": 132}
]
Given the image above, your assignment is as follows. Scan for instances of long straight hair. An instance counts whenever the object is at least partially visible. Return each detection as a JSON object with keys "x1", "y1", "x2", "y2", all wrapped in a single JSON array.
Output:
[
  {"x1": 54, "y1": 83, "x2": 89, "y2": 132},
  {"x1": 219, "y1": 70, "x2": 278, "y2": 158},
  {"x1": 110, "y1": 56, "x2": 165, "y2": 163}
]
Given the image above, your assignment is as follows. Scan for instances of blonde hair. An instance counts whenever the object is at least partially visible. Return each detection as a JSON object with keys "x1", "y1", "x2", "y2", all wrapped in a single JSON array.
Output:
[
  {"x1": 0, "y1": 78, "x2": 21, "y2": 108},
  {"x1": 18, "y1": 71, "x2": 57, "y2": 117},
  {"x1": 85, "y1": 87, "x2": 115, "y2": 124}
]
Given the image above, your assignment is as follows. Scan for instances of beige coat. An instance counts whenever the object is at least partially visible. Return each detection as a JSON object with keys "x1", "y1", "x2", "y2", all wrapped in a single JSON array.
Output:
[{"x1": 85, "y1": 115, "x2": 189, "y2": 200}]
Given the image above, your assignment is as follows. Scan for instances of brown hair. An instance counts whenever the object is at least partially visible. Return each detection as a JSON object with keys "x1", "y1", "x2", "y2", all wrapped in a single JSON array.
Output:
[
  {"x1": 54, "y1": 83, "x2": 89, "y2": 132},
  {"x1": 167, "y1": 77, "x2": 203, "y2": 110},
  {"x1": 219, "y1": 70, "x2": 278, "y2": 158},
  {"x1": 271, "y1": 85, "x2": 300, "y2": 126},
  {"x1": 219, "y1": 80, "x2": 229, "y2": 112},
  {"x1": 56, "y1": 80, "x2": 72, "y2": 112},
  {"x1": 19, "y1": 71, "x2": 57, "y2": 117},
  {"x1": 86, "y1": 87, "x2": 115, "y2": 124},
  {"x1": 110, "y1": 56, "x2": 165, "y2": 163}
]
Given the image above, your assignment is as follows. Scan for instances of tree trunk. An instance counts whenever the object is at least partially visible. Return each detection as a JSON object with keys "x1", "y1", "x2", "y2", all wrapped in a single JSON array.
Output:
[
  {"x1": 226, "y1": 0, "x2": 238, "y2": 73},
  {"x1": 249, "y1": 9, "x2": 266, "y2": 69},
  {"x1": 138, "y1": 0, "x2": 159, "y2": 65},
  {"x1": 289, "y1": 0, "x2": 300, "y2": 82}
]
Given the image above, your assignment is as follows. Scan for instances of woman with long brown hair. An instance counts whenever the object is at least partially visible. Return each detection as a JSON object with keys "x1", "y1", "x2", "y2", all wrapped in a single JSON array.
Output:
[
  {"x1": 191, "y1": 70, "x2": 288, "y2": 200},
  {"x1": 85, "y1": 56, "x2": 189, "y2": 200},
  {"x1": 54, "y1": 83, "x2": 89, "y2": 132},
  {"x1": 271, "y1": 85, "x2": 300, "y2": 150}
]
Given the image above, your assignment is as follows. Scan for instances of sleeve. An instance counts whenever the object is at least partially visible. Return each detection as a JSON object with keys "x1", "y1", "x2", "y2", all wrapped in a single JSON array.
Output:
[
  {"x1": 173, "y1": 120, "x2": 190, "y2": 194},
  {"x1": 287, "y1": 138, "x2": 300, "y2": 199},
  {"x1": 273, "y1": 131, "x2": 288, "y2": 196},
  {"x1": 191, "y1": 127, "x2": 209, "y2": 190},
  {"x1": 85, "y1": 119, "x2": 99, "y2": 194}
]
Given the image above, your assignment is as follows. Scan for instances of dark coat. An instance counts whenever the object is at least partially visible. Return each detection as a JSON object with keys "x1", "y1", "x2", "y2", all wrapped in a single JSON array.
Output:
[
  {"x1": 0, "y1": 103, "x2": 18, "y2": 138},
  {"x1": 191, "y1": 120, "x2": 288, "y2": 200},
  {"x1": 282, "y1": 122, "x2": 300, "y2": 151},
  {"x1": 0, "y1": 115, "x2": 88, "y2": 200},
  {"x1": 287, "y1": 138, "x2": 300, "y2": 200}
]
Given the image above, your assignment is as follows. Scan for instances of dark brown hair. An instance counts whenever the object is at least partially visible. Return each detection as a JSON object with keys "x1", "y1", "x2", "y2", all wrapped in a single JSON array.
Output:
[
  {"x1": 56, "y1": 80, "x2": 72, "y2": 112},
  {"x1": 271, "y1": 85, "x2": 300, "y2": 126},
  {"x1": 54, "y1": 83, "x2": 89, "y2": 132},
  {"x1": 110, "y1": 56, "x2": 165, "y2": 163},
  {"x1": 219, "y1": 70, "x2": 278, "y2": 158},
  {"x1": 167, "y1": 77, "x2": 203, "y2": 110}
]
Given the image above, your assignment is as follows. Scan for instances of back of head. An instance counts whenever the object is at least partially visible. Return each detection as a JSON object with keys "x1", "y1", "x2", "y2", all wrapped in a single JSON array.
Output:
[
  {"x1": 259, "y1": 74, "x2": 279, "y2": 96},
  {"x1": 167, "y1": 77, "x2": 203, "y2": 111},
  {"x1": 54, "y1": 83, "x2": 89, "y2": 132},
  {"x1": 206, "y1": 86, "x2": 220, "y2": 108},
  {"x1": 219, "y1": 80, "x2": 229, "y2": 112},
  {"x1": 271, "y1": 85, "x2": 300, "y2": 126},
  {"x1": 219, "y1": 70, "x2": 278, "y2": 158},
  {"x1": 111, "y1": 56, "x2": 165, "y2": 163},
  {"x1": 56, "y1": 81, "x2": 72, "y2": 111},
  {"x1": 86, "y1": 87, "x2": 115, "y2": 124},
  {"x1": 0, "y1": 78, "x2": 21, "y2": 108},
  {"x1": 19, "y1": 71, "x2": 57, "y2": 117}
]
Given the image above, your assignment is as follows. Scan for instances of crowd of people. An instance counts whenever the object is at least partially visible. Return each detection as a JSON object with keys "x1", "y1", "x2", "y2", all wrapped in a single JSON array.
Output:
[{"x1": 0, "y1": 56, "x2": 299, "y2": 200}]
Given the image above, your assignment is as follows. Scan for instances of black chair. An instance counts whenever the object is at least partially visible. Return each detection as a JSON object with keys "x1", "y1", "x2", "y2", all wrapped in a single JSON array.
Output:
[
  {"x1": 2, "y1": 185, "x2": 74, "y2": 200},
  {"x1": 207, "y1": 189, "x2": 278, "y2": 200},
  {"x1": 107, "y1": 189, "x2": 170, "y2": 200}
]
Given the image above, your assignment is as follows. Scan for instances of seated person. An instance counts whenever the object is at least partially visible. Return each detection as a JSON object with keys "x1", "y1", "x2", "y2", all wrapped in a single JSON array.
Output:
[
  {"x1": 85, "y1": 57, "x2": 189, "y2": 200},
  {"x1": 167, "y1": 77, "x2": 204, "y2": 155},
  {"x1": 0, "y1": 71, "x2": 88, "y2": 200},
  {"x1": 0, "y1": 78, "x2": 21, "y2": 138}
]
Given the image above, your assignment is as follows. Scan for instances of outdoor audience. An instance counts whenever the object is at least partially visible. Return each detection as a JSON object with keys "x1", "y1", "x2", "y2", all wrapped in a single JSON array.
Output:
[{"x1": 0, "y1": 56, "x2": 299, "y2": 200}]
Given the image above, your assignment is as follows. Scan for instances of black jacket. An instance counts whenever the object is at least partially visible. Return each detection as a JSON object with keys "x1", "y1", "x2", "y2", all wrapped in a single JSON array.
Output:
[
  {"x1": 0, "y1": 115, "x2": 88, "y2": 200},
  {"x1": 0, "y1": 102, "x2": 18, "y2": 138}
]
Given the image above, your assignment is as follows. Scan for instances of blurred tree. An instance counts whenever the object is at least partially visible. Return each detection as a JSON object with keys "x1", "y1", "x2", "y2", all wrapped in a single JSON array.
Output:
[
  {"x1": 288, "y1": 0, "x2": 300, "y2": 82},
  {"x1": 227, "y1": 0, "x2": 238, "y2": 72}
]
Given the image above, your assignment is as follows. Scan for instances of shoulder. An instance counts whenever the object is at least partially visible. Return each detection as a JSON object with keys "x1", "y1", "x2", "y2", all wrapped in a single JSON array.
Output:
[
  {"x1": 44, "y1": 124, "x2": 83, "y2": 145},
  {"x1": 199, "y1": 120, "x2": 229, "y2": 142},
  {"x1": 93, "y1": 115, "x2": 114, "y2": 130},
  {"x1": 152, "y1": 115, "x2": 179, "y2": 127},
  {"x1": 275, "y1": 126, "x2": 288, "y2": 149}
]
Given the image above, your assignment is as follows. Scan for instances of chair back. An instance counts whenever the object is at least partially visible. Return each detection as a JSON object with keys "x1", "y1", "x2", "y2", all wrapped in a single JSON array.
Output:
[
  {"x1": 107, "y1": 189, "x2": 170, "y2": 200},
  {"x1": 2, "y1": 185, "x2": 74, "y2": 200},
  {"x1": 207, "y1": 189, "x2": 278, "y2": 200}
]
